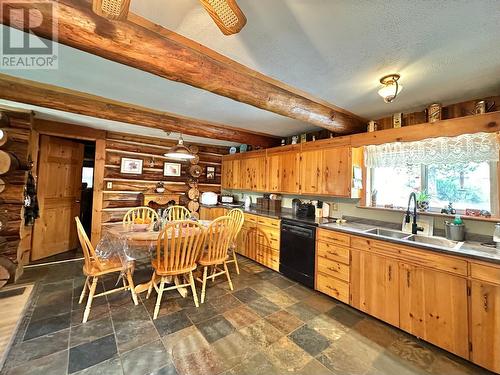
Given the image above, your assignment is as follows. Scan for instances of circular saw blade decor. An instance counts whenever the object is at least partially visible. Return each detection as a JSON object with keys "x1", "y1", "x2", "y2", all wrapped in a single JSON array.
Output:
[{"x1": 186, "y1": 146, "x2": 201, "y2": 217}]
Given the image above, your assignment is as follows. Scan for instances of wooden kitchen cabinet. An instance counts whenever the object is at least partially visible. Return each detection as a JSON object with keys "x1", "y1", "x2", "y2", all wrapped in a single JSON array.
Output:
[
  {"x1": 399, "y1": 263, "x2": 469, "y2": 358},
  {"x1": 300, "y1": 149, "x2": 323, "y2": 194},
  {"x1": 240, "y1": 152, "x2": 267, "y2": 191},
  {"x1": 350, "y1": 249, "x2": 400, "y2": 326},
  {"x1": 470, "y1": 279, "x2": 500, "y2": 372},
  {"x1": 199, "y1": 206, "x2": 227, "y2": 220},
  {"x1": 266, "y1": 145, "x2": 300, "y2": 194},
  {"x1": 221, "y1": 158, "x2": 241, "y2": 189}
]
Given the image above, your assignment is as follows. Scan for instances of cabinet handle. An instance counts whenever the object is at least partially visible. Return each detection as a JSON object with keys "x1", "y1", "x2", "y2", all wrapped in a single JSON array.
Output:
[
  {"x1": 406, "y1": 270, "x2": 411, "y2": 288},
  {"x1": 483, "y1": 293, "x2": 489, "y2": 311},
  {"x1": 326, "y1": 285, "x2": 338, "y2": 294},
  {"x1": 388, "y1": 265, "x2": 392, "y2": 281},
  {"x1": 327, "y1": 250, "x2": 339, "y2": 256},
  {"x1": 327, "y1": 266, "x2": 338, "y2": 273}
]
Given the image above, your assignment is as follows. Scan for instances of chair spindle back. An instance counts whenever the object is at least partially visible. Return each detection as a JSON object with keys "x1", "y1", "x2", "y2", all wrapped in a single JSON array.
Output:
[
  {"x1": 75, "y1": 216, "x2": 103, "y2": 270},
  {"x1": 156, "y1": 220, "x2": 205, "y2": 273},
  {"x1": 163, "y1": 205, "x2": 191, "y2": 221},
  {"x1": 123, "y1": 206, "x2": 159, "y2": 226},
  {"x1": 203, "y1": 216, "x2": 233, "y2": 263}
]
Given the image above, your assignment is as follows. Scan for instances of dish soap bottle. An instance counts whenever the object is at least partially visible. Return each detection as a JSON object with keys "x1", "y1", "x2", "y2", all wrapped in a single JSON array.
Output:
[{"x1": 453, "y1": 215, "x2": 463, "y2": 225}]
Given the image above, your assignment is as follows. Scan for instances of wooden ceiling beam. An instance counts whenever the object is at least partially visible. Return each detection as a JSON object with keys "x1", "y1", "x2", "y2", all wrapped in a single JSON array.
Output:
[
  {"x1": 1, "y1": 0, "x2": 365, "y2": 134},
  {"x1": 0, "y1": 74, "x2": 279, "y2": 147}
]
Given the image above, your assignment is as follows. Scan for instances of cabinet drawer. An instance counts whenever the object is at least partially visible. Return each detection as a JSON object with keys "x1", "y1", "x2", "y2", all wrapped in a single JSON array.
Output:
[
  {"x1": 256, "y1": 247, "x2": 280, "y2": 270},
  {"x1": 317, "y1": 256, "x2": 350, "y2": 282},
  {"x1": 316, "y1": 241, "x2": 350, "y2": 265},
  {"x1": 317, "y1": 229, "x2": 350, "y2": 247},
  {"x1": 245, "y1": 214, "x2": 258, "y2": 223},
  {"x1": 257, "y1": 216, "x2": 280, "y2": 229},
  {"x1": 316, "y1": 273, "x2": 349, "y2": 304},
  {"x1": 471, "y1": 263, "x2": 500, "y2": 285},
  {"x1": 351, "y1": 236, "x2": 468, "y2": 276}
]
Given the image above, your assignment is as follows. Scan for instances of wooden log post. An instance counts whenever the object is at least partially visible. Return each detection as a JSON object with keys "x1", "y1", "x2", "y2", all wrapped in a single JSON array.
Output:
[
  {"x1": 0, "y1": 129, "x2": 8, "y2": 147},
  {"x1": 0, "y1": 177, "x2": 5, "y2": 193},
  {"x1": 0, "y1": 150, "x2": 20, "y2": 175},
  {"x1": 0, "y1": 183, "x2": 24, "y2": 204},
  {"x1": 0, "y1": 112, "x2": 9, "y2": 128}
]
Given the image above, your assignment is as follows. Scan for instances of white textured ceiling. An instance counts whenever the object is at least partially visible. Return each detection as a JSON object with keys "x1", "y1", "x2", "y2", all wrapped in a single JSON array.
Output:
[{"x1": 2, "y1": 0, "x2": 500, "y2": 144}]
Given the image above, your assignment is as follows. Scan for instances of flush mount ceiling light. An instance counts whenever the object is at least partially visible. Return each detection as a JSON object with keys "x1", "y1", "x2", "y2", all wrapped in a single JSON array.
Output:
[
  {"x1": 378, "y1": 74, "x2": 403, "y2": 103},
  {"x1": 164, "y1": 134, "x2": 195, "y2": 160}
]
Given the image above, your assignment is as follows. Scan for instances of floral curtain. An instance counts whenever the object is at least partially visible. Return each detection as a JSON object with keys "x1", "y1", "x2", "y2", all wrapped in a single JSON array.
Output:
[{"x1": 364, "y1": 132, "x2": 499, "y2": 168}]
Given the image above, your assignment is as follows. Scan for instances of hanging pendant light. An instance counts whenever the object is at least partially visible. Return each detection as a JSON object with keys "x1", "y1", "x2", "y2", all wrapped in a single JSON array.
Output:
[{"x1": 164, "y1": 134, "x2": 194, "y2": 160}]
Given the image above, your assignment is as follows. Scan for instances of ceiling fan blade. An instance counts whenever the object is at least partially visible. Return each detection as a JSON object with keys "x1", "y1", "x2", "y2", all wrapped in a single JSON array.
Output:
[
  {"x1": 92, "y1": 0, "x2": 131, "y2": 20},
  {"x1": 199, "y1": 0, "x2": 247, "y2": 35}
]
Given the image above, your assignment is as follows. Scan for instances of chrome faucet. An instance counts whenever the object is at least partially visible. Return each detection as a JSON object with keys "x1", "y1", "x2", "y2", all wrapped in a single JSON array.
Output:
[{"x1": 405, "y1": 192, "x2": 424, "y2": 235}]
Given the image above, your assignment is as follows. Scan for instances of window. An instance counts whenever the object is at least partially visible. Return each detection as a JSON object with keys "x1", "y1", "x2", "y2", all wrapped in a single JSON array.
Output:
[
  {"x1": 82, "y1": 167, "x2": 94, "y2": 188},
  {"x1": 369, "y1": 161, "x2": 496, "y2": 214}
]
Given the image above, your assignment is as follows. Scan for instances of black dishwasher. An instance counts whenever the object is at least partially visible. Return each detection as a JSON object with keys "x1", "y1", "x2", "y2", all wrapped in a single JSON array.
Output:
[{"x1": 279, "y1": 218, "x2": 317, "y2": 288}]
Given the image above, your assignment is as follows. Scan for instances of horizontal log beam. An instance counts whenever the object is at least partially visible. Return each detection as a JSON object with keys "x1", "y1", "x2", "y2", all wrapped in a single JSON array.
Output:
[
  {"x1": 0, "y1": 74, "x2": 279, "y2": 147},
  {"x1": 1, "y1": 0, "x2": 365, "y2": 134}
]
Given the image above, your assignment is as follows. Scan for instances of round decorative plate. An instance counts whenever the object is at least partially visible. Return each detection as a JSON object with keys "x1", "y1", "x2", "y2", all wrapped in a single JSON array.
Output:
[
  {"x1": 188, "y1": 188, "x2": 200, "y2": 200},
  {"x1": 189, "y1": 165, "x2": 203, "y2": 178},
  {"x1": 189, "y1": 154, "x2": 200, "y2": 165}
]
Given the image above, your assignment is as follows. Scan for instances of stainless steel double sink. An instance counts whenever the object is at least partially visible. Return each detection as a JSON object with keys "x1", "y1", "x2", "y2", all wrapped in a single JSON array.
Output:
[{"x1": 363, "y1": 227, "x2": 464, "y2": 249}]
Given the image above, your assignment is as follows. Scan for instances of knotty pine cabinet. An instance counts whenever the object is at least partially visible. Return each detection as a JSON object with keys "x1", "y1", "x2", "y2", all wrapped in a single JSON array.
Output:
[
  {"x1": 399, "y1": 263, "x2": 469, "y2": 358},
  {"x1": 221, "y1": 142, "x2": 362, "y2": 197},
  {"x1": 350, "y1": 249, "x2": 400, "y2": 326},
  {"x1": 234, "y1": 213, "x2": 280, "y2": 271},
  {"x1": 315, "y1": 229, "x2": 500, "y2": 373},
  {"x1": 199, "y1": 206, "x2": 228, "y2": 220},
  {"x1": 469, "y1": 263, "x2": 500, "y2": 373}
]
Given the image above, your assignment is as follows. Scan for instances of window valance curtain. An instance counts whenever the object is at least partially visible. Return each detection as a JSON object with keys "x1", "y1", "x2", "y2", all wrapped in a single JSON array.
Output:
[{"x1": 364, "y1": 132, "x2": 499, "y2": 168}]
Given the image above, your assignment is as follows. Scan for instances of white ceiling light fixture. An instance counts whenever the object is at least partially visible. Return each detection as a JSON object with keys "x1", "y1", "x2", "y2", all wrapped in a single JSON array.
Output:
[
  {"x1": 164, "y1": 133, "x2": 195, "y2": 160},
  {"x1": 378, "y1": 74, "x2": 403, "y2": 103}
]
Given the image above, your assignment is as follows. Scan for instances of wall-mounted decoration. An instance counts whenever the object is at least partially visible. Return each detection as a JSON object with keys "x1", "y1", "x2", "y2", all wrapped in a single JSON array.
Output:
[
  {"x1": 189, "y1": 164, "x2": 203, "y2": 178},
  {"x1": 206, "y1": 166, "x2": 215, "y2": 180},
  {"x1": 164, "y1": 162, "x2": 181, "y2": 177},
  {"x1": 120, "y1": 157, "x2": 143, "y2": 174}
]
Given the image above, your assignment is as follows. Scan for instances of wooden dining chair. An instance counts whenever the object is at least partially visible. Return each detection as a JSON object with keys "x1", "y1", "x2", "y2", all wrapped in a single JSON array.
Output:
[
  {"x1": 163, "y1": 205, "x2": 191, "y2": 221},
  {"x1": 75, "y1": 217, "x2": 138, "y2": 323},
  {"x1": 146, "y1": 220, "x2": 206, "y2": 319},
  {"x1": 123, "y1": 206, "x2": 159, "y2": 226},
  {"x1": 197, "y1": 216, "x2": 233, "y2": 303},
  {"x1": 224, "y1": 208, "x2": 244, "y2": 275}
]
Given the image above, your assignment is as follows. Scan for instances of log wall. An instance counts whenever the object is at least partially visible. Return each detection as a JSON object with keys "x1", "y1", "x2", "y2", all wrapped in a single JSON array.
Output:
[
  {"x1": 95, "y1": 132, "x2": 227, "y2": 240},
  {"x1": 0, "y1": 108, "x2": 34, "y2": 282}
]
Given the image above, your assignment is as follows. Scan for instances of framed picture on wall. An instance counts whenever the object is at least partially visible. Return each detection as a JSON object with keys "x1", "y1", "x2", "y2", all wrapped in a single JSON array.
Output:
[
  {"x1": 206, "y1": 166, "x2": 215, "y2": 180},
  {"x1": 120, "y1": 157, "x2": 143, "y2": 174},
  {"x1": 164, "y1": 162, "x2": 181, "y2": 177}
]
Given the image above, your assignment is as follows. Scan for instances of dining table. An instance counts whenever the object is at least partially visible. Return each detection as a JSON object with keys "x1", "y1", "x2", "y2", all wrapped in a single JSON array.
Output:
[{"x1": 100, "y1": 220, "x2": 213, "y2": 295}]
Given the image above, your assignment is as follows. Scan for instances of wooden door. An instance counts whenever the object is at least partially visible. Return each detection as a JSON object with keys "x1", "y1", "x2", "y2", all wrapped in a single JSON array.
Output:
[
  {"x1": 266, "y1": 154, "x2": 281, "y2": 192},
  {"x1": 399, "y1": 263, "x2": 469, "y2": 358},
  {"x1": 300, "y1": 150, "x2": 322, "y2": 194},
  {"x1": 32, "y1": 136, "x2": 84, "y2": 260},
  {"x1": 322, "y1": 146, "x2": 351, "y2": 196},
  {"x1": 470, "y1": 281, "x2": 500, "y2": 372},
  {"x1": 280, "y1": 152, "x2": 300, "y2": 193},
  {"x1": 350, "y1": 250, "x2": 400, "y2": 326}
]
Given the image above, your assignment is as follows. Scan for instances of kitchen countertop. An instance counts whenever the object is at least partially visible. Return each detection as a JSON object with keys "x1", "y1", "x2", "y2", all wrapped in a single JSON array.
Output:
[
  {"x1": 319, "y1": 221, "x2": 500, "y2": 265},
  {"x1": 201, "y1": 203, "x2": 500, "y2": 265}
]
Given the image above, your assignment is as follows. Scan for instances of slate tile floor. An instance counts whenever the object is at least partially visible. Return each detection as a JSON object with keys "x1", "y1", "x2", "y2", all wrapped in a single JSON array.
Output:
[{"x1": 1, "y1": 257, "x2": 494, "y2": 375}]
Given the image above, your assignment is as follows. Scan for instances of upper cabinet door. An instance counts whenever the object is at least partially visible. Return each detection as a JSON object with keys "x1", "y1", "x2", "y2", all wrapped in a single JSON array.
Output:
[
  {"x1": 221, "y1": 159, "x2": 230, "y2": 189},
  {"x1": 231, "y1": 159, "x2": 241, "y2": 189},
  {"x1": 470, "y1": 280, "x2": 500, "y2": 373},
  {"x1": 300, "y1": 150, "x2": 323, "y2": 195},
  {"x1": 255, "y1": 156, "x2": 267, "y2": 191},
  {"x1": 280, "y1": 151, "x2": 301, "y2": 193},
  {"x1": 400, "y1": 263, "x2": 469, "y2": 358},
  {"x1": 322, "y1": 146, "x2": 351, "y2": 196},
  {"x1": 266, "y1": 154, "x2": 281, "y2": 192}
]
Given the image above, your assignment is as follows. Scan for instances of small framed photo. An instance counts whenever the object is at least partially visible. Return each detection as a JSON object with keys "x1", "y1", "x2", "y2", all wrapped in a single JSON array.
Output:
[
  {"x1": 206, "y1": 166, "x2": 215, "y2": 180},
  {"x1": 164, "y1": 162, "x2": 181, "y2": 177},
  {"x1": 120, "y1": 158, "x2": 143, "y2": 174}
]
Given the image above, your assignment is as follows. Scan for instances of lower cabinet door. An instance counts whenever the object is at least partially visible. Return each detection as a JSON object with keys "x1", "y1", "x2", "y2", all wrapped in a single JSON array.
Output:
[
  {"x1": 399, "y1": 263, "x2": 469, "y2": 358},
  {"x1": 350, "y1": 250, "x2": 400, "y2": 326},
  {"x1": 470, "y1": 280, "x2": 500, "y2": 373}
]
